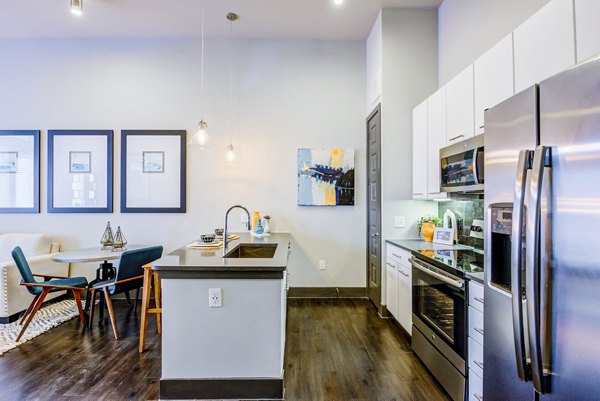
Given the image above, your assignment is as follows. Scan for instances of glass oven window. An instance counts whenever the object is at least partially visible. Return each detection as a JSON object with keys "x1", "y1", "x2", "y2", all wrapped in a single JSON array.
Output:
[
  {"x1": 420, "y1": 284, "x2": 455, "y2": 344},
  {"x1": 441, "y1": 149, "x2": 476, "y2": 187}
]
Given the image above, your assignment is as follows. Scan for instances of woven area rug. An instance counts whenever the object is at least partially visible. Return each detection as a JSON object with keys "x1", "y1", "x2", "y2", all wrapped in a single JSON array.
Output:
[{"x1": 0, "y1": 299, "x2": 83, "y2": 355}]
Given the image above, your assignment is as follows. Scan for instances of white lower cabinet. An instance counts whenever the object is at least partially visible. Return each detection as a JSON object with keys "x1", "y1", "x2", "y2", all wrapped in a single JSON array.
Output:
[
  {"x1": 468, "y1": 280, "x2": 484, "y2": 401},
  {"x1": 468, "y1": 369, "x2": 484, "y2": 401},
  {"x1": 386, "y1": 244, "x2": 412, "y2": 334},
  {"x1": 386, "y1": 260, "x2": 399, "y2": 319}
]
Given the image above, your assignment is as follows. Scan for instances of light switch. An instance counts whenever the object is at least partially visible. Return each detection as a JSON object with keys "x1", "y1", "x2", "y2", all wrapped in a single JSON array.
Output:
[{"x1": 394, "y1": 216, "x2": 406, "y2": 228}]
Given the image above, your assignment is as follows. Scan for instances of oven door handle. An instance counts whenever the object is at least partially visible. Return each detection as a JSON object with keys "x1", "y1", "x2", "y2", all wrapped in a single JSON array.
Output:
[{"x1": 409, "y1": 257, "x2": 464, "y2": 290}]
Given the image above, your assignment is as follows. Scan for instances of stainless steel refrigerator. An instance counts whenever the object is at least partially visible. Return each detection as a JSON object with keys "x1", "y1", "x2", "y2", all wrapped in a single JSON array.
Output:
[{"x1": 483, "y1": 54, "x2": 600, "y2": 400}]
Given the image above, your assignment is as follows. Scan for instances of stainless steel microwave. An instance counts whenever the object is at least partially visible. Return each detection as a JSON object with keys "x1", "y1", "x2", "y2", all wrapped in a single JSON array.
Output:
[{"x1": 440, "y1": 134, "x2": 484, "y2": 193}]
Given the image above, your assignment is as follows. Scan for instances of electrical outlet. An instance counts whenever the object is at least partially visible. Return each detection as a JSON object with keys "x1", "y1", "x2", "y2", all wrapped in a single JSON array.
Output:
[
  {"x1": 394, "y1": 216, "x2": 406, "y2": 228},
  {"x1": 209, "y1": 288, "x2": 222, "y2": 308},
  {"x1": 319, "y1": 260, "x2": 326, "y2": 270}
]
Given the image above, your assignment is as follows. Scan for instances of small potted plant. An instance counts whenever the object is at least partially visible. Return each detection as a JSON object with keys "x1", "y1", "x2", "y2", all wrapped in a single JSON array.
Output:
[{"x1": 417, "y1": 215, "x2": 442, "y2": 242}]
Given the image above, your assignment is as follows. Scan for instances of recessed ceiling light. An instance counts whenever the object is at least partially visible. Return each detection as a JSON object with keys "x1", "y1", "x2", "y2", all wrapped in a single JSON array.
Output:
[
  {"x1": 334, "y1": 0, "x2": 343, "y2": 5},
  {"x1": 70, "y1": 0, "x2": 83, "y2": 16}
]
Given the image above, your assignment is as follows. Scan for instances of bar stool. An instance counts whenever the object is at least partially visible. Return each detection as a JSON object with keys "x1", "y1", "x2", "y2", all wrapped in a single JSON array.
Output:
[{"x1": 139, "y1": 263, "x2": 162, "y2": 353}]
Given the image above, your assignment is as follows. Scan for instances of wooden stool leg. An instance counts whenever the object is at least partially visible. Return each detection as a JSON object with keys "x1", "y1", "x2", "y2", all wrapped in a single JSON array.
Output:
[
  {"x1": 153, "y1": 271, "x2": 162, "y2": 334},
  {"x1": 103, "y1": 289, "x2": 119, "y2": 340},
  {"x1": 139, "y1": 266, "x2": 152, "y2": 353}
]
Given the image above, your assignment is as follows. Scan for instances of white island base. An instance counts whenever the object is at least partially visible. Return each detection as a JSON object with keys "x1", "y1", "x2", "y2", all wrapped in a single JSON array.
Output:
[{"x1": 159, "y1": 277, "x2": 287, "y2": 400}]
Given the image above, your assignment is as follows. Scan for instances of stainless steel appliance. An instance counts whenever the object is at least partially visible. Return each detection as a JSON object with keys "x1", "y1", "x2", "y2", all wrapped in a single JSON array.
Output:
[
  {"x1": 411, "y1": 249, "x2": 483, "y2": 401},
  {"x1": 440, "y1": 134, "x2": 484, "y2": 193},
  {"x1": 484, "y1": 55, "x2": 600, "y2": 400}
]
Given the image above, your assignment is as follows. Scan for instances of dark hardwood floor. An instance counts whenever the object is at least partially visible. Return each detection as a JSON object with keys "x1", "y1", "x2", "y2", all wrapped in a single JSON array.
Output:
[{"x1": 0, "y1": 298, "x2": 449, "y2": 401}]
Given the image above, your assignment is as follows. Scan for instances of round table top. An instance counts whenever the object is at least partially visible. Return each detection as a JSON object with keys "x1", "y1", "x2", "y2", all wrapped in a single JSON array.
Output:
[{"x1": 53, "y1": 245, "x2": 148, "y2": 263}]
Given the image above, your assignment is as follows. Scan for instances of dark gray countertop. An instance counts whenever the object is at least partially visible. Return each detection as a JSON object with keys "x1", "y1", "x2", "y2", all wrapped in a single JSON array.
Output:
[
  {"x1": 152, "y1": 233, "x2": 290, "y2": 279},
  {"x1": 386, "y1": 238, "x2": 474, "y2": 253}
]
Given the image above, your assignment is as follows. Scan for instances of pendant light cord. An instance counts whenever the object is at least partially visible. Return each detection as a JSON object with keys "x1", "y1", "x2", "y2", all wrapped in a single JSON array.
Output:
[
  {"x1": 228, "y1": 18, "x2": 234, "y2": 145},
  {"x1": 201, "y1": 0, "x2": 205, "y2": 100}
]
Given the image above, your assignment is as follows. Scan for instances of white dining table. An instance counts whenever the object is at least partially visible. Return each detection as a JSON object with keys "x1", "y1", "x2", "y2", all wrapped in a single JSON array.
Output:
[{"x1": 53, "y1": 245, "x2": 147, "y2": 325}]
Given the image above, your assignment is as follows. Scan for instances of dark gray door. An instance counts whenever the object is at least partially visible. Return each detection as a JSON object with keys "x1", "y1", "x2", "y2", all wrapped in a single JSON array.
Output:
[{"x1": 367, "y1": 105, "x2": 382, "y2": 309}]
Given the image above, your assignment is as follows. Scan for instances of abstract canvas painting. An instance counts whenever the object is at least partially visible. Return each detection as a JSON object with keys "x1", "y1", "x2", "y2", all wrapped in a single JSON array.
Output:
[{"x1": 297, "y1": 148, "x2": 355, "y2": 206}]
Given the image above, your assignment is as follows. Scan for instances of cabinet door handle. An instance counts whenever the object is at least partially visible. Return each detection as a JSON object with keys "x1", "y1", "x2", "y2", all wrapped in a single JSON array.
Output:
[
  {"x1": 474, "y1": 327, "x2": 484, "y2": 336},
  {"x1": 474, "y1": 393, "x2": 483, "y2": 401},
  {"x1": 474, "y1": 296, "x2": 484, "y2": 304},
  {"x1": 392, "y1": 253, "x2": 403, "y2": 259},
  {"x1": 399, "y1": 270, "x2": 409, "y2": 277},
  {"x1": 474, "y1": 360, "x2": 484, "y2": 370},
  {"x1": 449, "y1": 134, "x2": 465, "y2": 142},
  {"x1": 386, "y1": 262, "x2": 395, "y2": 268},
  {"x1": 413, "y1": 192, "x2": 424, "y2": 196}
]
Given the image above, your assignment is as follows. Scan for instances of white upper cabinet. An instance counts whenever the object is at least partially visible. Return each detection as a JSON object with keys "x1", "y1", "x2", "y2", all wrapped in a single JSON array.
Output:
[
  {"x1": 513, "y1": 0, "x2": 576, "y2": 93},
  {"x1": 366, "y1": 12, "x2": 382, "y2": 113},
  {"x1": 446, "y1": 65, "x2": 474, "y2": 145},
  {"x1": 427, "y1": 87, "x2": 447, "y2": 199},
  {"x1": 474, "y1": 34, "x2": 515, "y2": 135},
  {"x1": 412, "y1": 100, "x2": 428, "y2": 199},
  {"x1": 575, "y1": 0, "x2": 600, "y2": 63}
]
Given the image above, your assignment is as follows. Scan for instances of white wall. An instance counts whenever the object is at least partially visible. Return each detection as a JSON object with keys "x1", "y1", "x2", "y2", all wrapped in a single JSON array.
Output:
[
  {"x1": 379, "y1": 8, "x2": 439, "y2": 241},
  {"x1": 0, "y1": 38, "x2": 366, "y2": 288},
  {"x1": 438, "y1": 0, "x2": 551, "y2": 85}
]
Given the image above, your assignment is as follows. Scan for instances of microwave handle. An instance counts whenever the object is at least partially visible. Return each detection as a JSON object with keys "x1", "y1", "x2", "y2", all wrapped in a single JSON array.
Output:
[{"x1": 473, "y1": 147, "x2": 482, "y2": 184}]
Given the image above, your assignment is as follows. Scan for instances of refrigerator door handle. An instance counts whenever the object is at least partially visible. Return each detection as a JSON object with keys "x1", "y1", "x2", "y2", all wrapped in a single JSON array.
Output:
[
  {"x1": 511, "y1": 149, "x2": 532, "y2": 381},
  {"x1": 526, "y1": 146, "x2": 550, "y2": 394}
]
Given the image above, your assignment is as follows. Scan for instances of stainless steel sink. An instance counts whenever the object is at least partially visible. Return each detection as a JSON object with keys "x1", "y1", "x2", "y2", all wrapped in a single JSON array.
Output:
[{"x1": 223, "y1": 243, "x2": 278, "y2": 259}]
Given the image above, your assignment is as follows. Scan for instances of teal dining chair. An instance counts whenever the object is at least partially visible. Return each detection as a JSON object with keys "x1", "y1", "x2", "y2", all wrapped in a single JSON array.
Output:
[
  {"x1": 89, "y1": 246, "x2": 163, "y2": 339},
  {"x1": 11, "y1": 246, "x2": 88, "y2": 342}
]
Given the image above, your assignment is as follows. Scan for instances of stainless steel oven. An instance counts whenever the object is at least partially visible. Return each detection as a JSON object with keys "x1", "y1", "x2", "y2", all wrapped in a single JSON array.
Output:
[
  {"x1": 411, "y1": 256, "x2": 466, "y2": 401},
  {"x1": 440, "y1": 134, "x2": 484, "y2": 193}
]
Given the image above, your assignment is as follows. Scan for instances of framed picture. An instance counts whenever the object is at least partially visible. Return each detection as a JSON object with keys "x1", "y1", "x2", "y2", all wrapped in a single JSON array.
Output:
[
  {"x1": 297, "y1": 148, "x2": 355, "y2": 206},
  {"x1": 433, "y1": 227, "x2": 455, "y2": 245},
  {"x1": 142, "y1": 151, "x2": 165, "y2": 173},
  {"x1": 121, "y1": 130, "x2": 186, "y2": 213},
  {"x1": 0, "y1": 131, "x2": 40, "y2": 213},
  {"x1": 69, "y1": 151, "x2": 92, "y2": 173},
  {"x1": 48, "y1": 130, "x2": 113, "y2": 213}
]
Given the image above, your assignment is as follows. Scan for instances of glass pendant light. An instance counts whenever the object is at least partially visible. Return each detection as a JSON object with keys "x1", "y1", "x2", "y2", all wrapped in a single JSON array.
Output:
[
  {"x1": 70, "y1": 0, "x2": 83, "y2": 16},
  {"x1": 225, "y1": 13, "x2": 238, "y2": 162},
  {"x1": 189, "y1": 1, "x2": 212, "y2": 149}
]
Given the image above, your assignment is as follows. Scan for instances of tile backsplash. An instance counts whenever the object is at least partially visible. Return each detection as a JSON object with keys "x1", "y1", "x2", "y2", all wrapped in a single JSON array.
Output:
[{"x1": 438, "y1": 200, "x2": 484, "y2": 250}]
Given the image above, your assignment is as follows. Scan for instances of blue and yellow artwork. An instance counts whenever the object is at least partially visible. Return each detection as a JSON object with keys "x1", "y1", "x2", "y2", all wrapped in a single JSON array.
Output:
[{"x1": 297, "y1": 148, "x2": 355, "y2": 206}]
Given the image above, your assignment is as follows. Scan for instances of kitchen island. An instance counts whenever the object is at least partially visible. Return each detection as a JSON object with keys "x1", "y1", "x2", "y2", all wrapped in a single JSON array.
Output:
[{"x1": 152, "y1": 233, "x2": 290, "y2": 400}]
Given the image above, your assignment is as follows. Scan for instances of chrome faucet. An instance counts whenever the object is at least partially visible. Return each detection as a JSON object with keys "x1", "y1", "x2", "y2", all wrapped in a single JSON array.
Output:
[{"x1": 224, "y1": 205, "x2": 251, "y2": 253}]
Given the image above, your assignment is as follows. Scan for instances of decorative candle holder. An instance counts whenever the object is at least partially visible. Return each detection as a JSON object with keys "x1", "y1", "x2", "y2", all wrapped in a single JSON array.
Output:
[
  {"x1": 112, "y1": 226, "x2": 128, "y2": 252},
  {"x1": 100, "y1": 221, "x2": 114, "y2": 250}
]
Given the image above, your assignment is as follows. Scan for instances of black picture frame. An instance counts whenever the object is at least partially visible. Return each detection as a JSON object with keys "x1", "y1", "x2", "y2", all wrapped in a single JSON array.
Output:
[
  {"x1": 0, "y1": 130, "x2": 40, "y2": 213},
  {"x1": 48, "y1": 130, "x2": 113, "y2": 213},
  {"x1": 121, "y1": 130, "x2": 186, "y2": 213}
]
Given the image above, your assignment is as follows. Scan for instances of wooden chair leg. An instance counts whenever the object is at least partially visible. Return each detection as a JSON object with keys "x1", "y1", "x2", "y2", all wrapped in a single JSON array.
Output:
[
  {"x1": 153, "y1": 271, "x2": 162, "y2": 334},
  {"x1": 88, "y1": 289, "x2": 96, "y2": 329},
  {"x1": 103, "y1": 289, "x2": 119, "y2": 340},
  {"x1": 139, "y1": 267, "x2": 152, "y2": 353},
  {"x1": 134, "y1": 287, "x2": 140, "y2": 313},
  {"x1": 20, "y1": 293, "x2": 40, "y2": 325},
  {"x1": 71, "y1": 289, "x2": 86, "y2": 326},
  {"x1": 16, "y1": 289, "x2": 49, "y2": 342}
]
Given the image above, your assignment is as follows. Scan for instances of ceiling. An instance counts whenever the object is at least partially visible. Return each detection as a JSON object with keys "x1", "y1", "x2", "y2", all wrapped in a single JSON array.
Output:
[{"x1": 0, "y1": 0, "x2": 442, "y2": 40}]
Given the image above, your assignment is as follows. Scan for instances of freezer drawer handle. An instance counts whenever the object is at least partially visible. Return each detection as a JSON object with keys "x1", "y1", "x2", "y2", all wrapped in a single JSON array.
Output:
[
  {"x1": 474, "y1": 327, "x2": 484, "y2": 336},
  {"x1": 409, "y1": 257, "x2": 464, "y2": 289},
  {"x1": 474, "y1": 360, "x2": 484, "y2": 370},
  {"x1": 474, "y1": 296, "x2": 484, "y2": 304}
]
